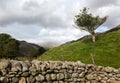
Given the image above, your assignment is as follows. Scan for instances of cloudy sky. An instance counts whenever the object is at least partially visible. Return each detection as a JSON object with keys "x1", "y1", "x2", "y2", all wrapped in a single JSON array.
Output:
[{"x1": 0, "y1": 0, "x2": 120, "y2": 46}]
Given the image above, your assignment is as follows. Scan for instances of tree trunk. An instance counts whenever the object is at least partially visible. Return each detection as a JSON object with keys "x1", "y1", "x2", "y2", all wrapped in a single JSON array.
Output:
[{"x1": 92, "y1": 35, "x2": 96, "y2": 44}]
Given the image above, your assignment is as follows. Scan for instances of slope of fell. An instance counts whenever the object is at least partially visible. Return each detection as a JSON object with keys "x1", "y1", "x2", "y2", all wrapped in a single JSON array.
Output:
[
  {"x1": 40, "y1": 25, "x2": 120, "y2": 68},
  {"x1": 19, "y1": 41, "x2": 46, "y2": 57}
]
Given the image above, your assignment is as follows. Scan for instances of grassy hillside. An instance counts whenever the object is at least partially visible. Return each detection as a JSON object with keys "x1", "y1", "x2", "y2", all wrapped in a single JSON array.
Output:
[{"x1": 40, "y1": 27, "x2": 120, "y2": 68}]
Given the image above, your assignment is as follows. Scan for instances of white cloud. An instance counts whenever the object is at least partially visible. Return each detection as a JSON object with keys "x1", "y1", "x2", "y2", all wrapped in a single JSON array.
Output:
[
  {"x1": 95, "y1": 5, "x2": 120, "y2": 28},
  {"x1": 38, "y1": 27, "x2": 86, "y2": 43}
]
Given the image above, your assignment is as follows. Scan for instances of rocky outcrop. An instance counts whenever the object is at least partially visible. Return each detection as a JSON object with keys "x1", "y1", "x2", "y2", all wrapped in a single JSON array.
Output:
[{"x1": 0, "y1": 60, "x2": 120, "y2": 83}]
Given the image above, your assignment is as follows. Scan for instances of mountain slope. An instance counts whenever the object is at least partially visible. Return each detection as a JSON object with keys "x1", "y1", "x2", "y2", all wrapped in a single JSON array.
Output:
[
  {"x1": 40, "y1": 25, "x2": 120, "y2": 68},
  {"x1": 0, "y1": 33, "x2": 46, "y2": 58},
  {"x1": 19, "y1": 41, "x2": 46, "y2": 57}
]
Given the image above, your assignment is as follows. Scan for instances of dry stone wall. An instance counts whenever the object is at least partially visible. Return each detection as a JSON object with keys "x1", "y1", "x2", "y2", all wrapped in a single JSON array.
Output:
[{"x1": 0, "y1": 59, "x2": 120, "y2": 83}]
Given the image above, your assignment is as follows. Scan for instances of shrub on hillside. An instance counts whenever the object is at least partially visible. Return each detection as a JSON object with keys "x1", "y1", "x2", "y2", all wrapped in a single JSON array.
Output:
[{"x1": 0, "y1": 33, "x2": 20, "y2": 58}]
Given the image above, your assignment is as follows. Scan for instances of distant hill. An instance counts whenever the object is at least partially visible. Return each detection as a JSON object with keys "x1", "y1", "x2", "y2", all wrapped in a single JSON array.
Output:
[
  {"x1": 40, "y1": 25, "x2": 120, "y2": 68},
  {"x1": 0, "y1": 33, "x2": 46, "y2": 58},
  {"x1": 19, "y1": 41, "x2": 46, "y2": 57}
]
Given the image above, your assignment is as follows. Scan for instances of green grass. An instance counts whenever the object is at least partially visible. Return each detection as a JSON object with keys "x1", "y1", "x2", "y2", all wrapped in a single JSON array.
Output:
[{"x1": 40, "y1": 29, "x2": 120, "y2": 68}]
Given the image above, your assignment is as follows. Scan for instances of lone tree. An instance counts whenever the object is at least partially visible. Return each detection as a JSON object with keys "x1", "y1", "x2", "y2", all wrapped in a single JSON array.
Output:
[{"x1": 74, "y1": 7, "x2": 107, "y2": 44}]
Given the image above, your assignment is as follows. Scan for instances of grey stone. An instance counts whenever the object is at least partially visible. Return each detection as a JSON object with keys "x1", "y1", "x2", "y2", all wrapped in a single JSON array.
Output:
[
  {"x1": 1, "y1": 69, "x2": 8, "y2": 75},
  {"x1": 73, "y1": 78, "x2": 77, "y2": 82},
  {"x1": 68, "y1": 70, "x2": 73, "y2": 73},
  {"x1": 91, "y1": 80, "x2": 99, "y2": 83},
  {"x1": 68, "y1": 66, "x2": 74, "y2": 70},
  {"x1": 86, "y1": 74, "x2": 94, "y2": 80},
  {"x1": 57, "y1": 73, "x2": 64, "y2": 80},
  {"x1": 41, "y1": 64, "x2": 47, "y2": 71},
  {"x1": 12, "y1": 77, "x2": 19, "y2": 83},
  {"x1": 72, "y1": 73, "x2": 79, "y2": 78},
  {"x1": 32, "y1": 60, "x2": 41, "y2": 70},
  {"x1": 78, "y1": 67, "x2": 85, "y2": 71},
  {"x1": 113, "y1": 69, "x2": 119, "y2": 73},
  {"x1": 68, "y1": 78, "x2": 73, "y2": 82},
  {"x1": 21, "y1": 72, "x2": 30, "y2": 77},
  {"x1": 51, "y1": 74, "x2": 57, "y2": 80},
  {"x1": 104, "y1": 67, "x2": 114, "y2": 73},
  {"x1": 42, "y1": 82, "x2": 48, "y2": 83},
  {"x1": 9, "y1": 71, "x2": 17, "y2": 75},
  {"x1": 56, "y1": 66, "x2": 61, "y2": 70},
  {"x1": 100, "y1": 80, "x2": 107, "y2": 83},
  {"x1": 14, "y1": 62, "x2": 22, "y2": 71},
  {"x1": 86, "y1": 81, "x2": 90, "y2": 83},
  {"x1": 2, "y1": 77, "x2": 9, "y2": 83},
  {"x1": 35, "y1": 74, "x2": 44, "y2": 82},
  {"x1": 46, "y1": 74, "x2": 51, "y2": 81},
  {"x1": 31, "y1": 71, "x2": 38, "y2": 76},
  {"x1": 21, "y1": 62, "x2": 29, "y2": 72},
  {"x1": 96, "y1": 76, "x2": 102, "y2": 81},
  {"x1": 49, "y1": 61, "x2": 59, "y2": 69},
  {"x1": 117, "y1": 74, "x2": 120, "y2": 78},
  {"x1": 18, "y1": 72, "x2": 22, "y2": 75},
  {"x1": 7, "y1": 74, "x2": 15, "y2": 78},
  {"x1": 29, "y1": 66, "x2": 36, "y2": 72},
  {"x1": 42, "y1": 71, "x2": 46, "y2": 75},
  {"x1": 74, "y1": 66, "x2": 78, "y2": 71},
  {"x1": 77, "y1": 69, "x2": 82, "y2": 73},
  {"x1": 0, "y1": 60, "x2": 10, "y2": 70},
  {"x1": 108, "y1": 74, "x2": 113, "y2": 77},
  {"x1": 24, "y1": 61, "x2": 31, "y2": 67},
  {"x1": 54, "y1": 70, "x2": 59, "y2": 73},
  {"x1": 65, "y1": 73, "x2": 71, "y2": 79},
  {"x1": 27, "y1": 76, "x2": 36, "y2": 83},
  {"x1": 77, "y1": 78, "x2": 83, "y2": 81},
  {"x1": 99, "y1": 73, "x2": 106, "y2": 77},
  {"x1": 11, "y1": 67, "x2": 19, "y2": 72},
  {"x1": 53, "y1": 81, "x2": 59, "y2": 83},
  {"x1": 46, "y1": 69, "x2": 54, "y2": 73},
  {"x1": 19, "y1": 77, "x2": 26, "y2": 83},
  {"x1": 77, "y1": 61, "x2": 83, "y2": 65},
  {"x1": 79, "y1": 72, "x2": 85, "y2": 77},
  {"x1": 0, "y1": 77, "x2": 5, "y2": 82}
]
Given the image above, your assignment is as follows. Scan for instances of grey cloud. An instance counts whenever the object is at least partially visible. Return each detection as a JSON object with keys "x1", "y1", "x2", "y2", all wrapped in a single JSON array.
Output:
[
  {"x1": 23, "y1": 0, "x2": 40, "y2": 11},
  {"x1": 39, "y1": 42, "x2": 59, "y2": 49},
  {"x1": 96, "y1": 5, "x2": 120, "y2": 28},
  {"x1": 0, "y1": 0, "x2": 68, "y2": 28},
  {"x1": 85, "y1": 0, "x2": 118, "y2": 9},
  {"x1": 104, "y1": 18, "x2": 120, "y2": 28},
  {"x1": 0, "y1": 0, "x2": 119, "y2": 29},
  {"x1": 80, "y1": 0, "x2": 120, "y2": 28}
]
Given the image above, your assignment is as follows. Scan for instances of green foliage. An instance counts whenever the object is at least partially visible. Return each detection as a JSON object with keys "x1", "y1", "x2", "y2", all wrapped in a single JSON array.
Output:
[
  {"x1": 40, "y1": 29, "x2": 120, "y2": 68},
  {"x1": 0, "y1": 33, "x2": 19, "y2": 58},
  {"x1": 74, "y1": 7, "x2": 107, "y2": 43},
  {"x1": 74, "y1": 7, "x2": 107, "y2": 34},
  {"x1": 28, "y1": 48, "x2": 39, "y2": 57}
]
